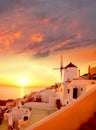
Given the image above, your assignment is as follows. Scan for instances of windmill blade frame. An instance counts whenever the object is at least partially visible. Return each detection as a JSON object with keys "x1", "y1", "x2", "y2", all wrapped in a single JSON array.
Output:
[
  {"x1": 53, "y1": 68, "x2": 60, "y2": 70},
  {"x1": 53, "y1": 55, "x2": 64, "y2": 82}
]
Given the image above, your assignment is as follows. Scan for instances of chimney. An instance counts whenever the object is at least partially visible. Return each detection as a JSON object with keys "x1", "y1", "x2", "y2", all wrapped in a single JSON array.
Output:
[
  {"x1": 88, "y1": 65, "x2": 91, "y2": 80},
  {"x1": 88, "y1": 65, "x2": 91, "y2": 74},
  {"x1": 78, "y1": 69, "x2": 80, "y2": 78}
]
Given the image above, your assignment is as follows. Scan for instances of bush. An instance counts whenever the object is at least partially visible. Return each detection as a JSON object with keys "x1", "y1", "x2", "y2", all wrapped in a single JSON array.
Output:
[{"x1": 56, "y1": 99, "x2": 62, "y2": 109}]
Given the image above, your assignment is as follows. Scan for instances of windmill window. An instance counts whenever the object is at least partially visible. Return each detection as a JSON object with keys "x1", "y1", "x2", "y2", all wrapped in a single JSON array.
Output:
[
  {"x1": 81, "y1": 88, "x2": 83, "y2": 91},
  {"x1": 68, "y1": 89, "x2": 70, "y2": 93}
]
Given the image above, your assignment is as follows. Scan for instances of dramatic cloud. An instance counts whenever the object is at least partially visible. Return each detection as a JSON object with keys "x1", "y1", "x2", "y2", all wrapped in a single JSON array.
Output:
[{"x1": 0, "y1": 0, "x2": 96, "y2": 57}]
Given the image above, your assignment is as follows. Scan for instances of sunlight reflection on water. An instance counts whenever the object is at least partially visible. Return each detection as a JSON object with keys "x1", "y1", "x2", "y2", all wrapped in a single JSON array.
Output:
[
  {"x1": 20, "y1": 87, "x2": 24, "y2": 98},
  {"x1": 0, "y1": 86, "x2": 44, "y2": 100}
]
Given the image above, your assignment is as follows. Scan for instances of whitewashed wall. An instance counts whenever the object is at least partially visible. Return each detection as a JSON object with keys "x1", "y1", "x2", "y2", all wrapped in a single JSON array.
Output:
[{"x1": 64, "y1": 67, "x2": 78, "y2": 82}]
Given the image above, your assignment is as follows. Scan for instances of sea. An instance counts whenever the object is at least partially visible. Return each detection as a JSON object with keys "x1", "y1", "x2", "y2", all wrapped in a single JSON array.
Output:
[{"x1": 0, "y1": 86, "x2": 44, "y2": 100}]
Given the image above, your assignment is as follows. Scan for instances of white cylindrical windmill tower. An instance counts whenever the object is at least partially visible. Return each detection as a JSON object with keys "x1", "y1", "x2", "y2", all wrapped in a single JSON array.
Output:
[{"x1": 64, "y1": 62, "x2": 78, "y2": 82}]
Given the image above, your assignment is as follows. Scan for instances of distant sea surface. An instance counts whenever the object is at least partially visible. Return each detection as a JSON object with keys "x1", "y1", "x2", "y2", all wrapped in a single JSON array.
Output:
[{"x1": 0, "y1": 85, "x2": 44, "y2": 100}]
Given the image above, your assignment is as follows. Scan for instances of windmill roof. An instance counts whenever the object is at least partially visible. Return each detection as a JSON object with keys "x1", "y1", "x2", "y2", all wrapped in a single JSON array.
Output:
[{"x1": 64, "y1": 62, "x2": 78, "y2": 69}]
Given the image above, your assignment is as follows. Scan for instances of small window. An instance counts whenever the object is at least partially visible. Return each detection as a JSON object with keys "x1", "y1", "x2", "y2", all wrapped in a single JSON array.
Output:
[
  {"x1": 68, "y1": 89, "x2": 70, "y2": 93},
  {"x1": 81, "y1": 88, "x2": 83, "y2": 91}
]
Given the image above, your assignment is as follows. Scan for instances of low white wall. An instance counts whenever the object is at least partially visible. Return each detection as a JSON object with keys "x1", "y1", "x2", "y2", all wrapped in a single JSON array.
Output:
[
  {"x1": 24, "y1": 102, "x2": 56, "y2": 110},
  {"x1": 26, "y1": 87, "x2": 96, "y2": 130}
]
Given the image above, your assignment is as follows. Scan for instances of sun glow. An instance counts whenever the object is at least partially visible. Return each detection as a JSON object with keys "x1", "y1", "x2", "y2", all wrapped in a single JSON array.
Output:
[{"x1": 18, "y1": 78, "x2": 30, "y2": 87}]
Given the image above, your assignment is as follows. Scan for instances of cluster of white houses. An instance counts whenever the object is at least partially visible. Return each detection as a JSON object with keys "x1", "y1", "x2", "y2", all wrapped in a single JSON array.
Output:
[
  {"x1": 0, "y1": 62, "x2": 96, "y2": 129},
  {"x1": 24, "y1": 62, "x2": 96, "y2": 130},
  {"x1": 24, "y1": 62, "x2": 96, "y2": 109},
  {"x1": 58, "y1": 62, "x2": 95, "y2": 105}
]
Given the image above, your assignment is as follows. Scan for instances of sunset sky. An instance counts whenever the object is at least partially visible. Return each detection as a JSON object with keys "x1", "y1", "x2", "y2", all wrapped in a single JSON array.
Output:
[{"x1": 0, "y1": 0, "x2": 96, "y2": 87}]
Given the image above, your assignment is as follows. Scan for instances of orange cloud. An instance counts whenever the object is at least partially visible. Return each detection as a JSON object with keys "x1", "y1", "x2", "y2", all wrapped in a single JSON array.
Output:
[
  {"x1": 4, "y1": 39, "x2": 11, "y2": 50},
  {"x1": 0, "y1": 29, "x2": 23, "y2": 54},
  {"x1": 30, "y1": 33, "x2": 44, "y2": 43},
  {"x1": 14, "y1": 32, "x2": 22, "y2": 39}
]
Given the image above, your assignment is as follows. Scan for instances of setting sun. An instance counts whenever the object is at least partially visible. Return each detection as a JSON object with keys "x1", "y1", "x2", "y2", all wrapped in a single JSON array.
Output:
[{"x1": 18, "y1": 78, "x2": 30, "y2": 87}]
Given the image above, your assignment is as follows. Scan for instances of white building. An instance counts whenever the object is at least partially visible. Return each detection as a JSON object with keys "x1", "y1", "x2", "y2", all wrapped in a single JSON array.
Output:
[
  {"x1": 59, "y1": 79, "x2": 96, "y2": 105},
  {"x1": 63, "y1": 62, "x2": 78, "y2": 82},
  {"x1": 39, "y1": 88, "x2": 57, "y2": 103}
]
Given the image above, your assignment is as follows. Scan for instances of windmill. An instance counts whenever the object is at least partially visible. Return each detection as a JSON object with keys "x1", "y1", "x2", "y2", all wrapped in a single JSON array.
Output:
[{"x1": 53, "y1": 55, "x2": 64, "y2": 81}]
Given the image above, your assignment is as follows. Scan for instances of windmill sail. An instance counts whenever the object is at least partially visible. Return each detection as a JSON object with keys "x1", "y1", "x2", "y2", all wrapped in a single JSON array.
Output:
[{"x1": 53, "y1": 55, "x2": 64, "y2": 81}]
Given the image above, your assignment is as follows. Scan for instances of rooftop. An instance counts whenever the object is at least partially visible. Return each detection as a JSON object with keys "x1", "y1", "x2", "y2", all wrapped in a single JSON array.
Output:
[{"x1": 64, "y1": 62, "x2": 77, "y2": 69}]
